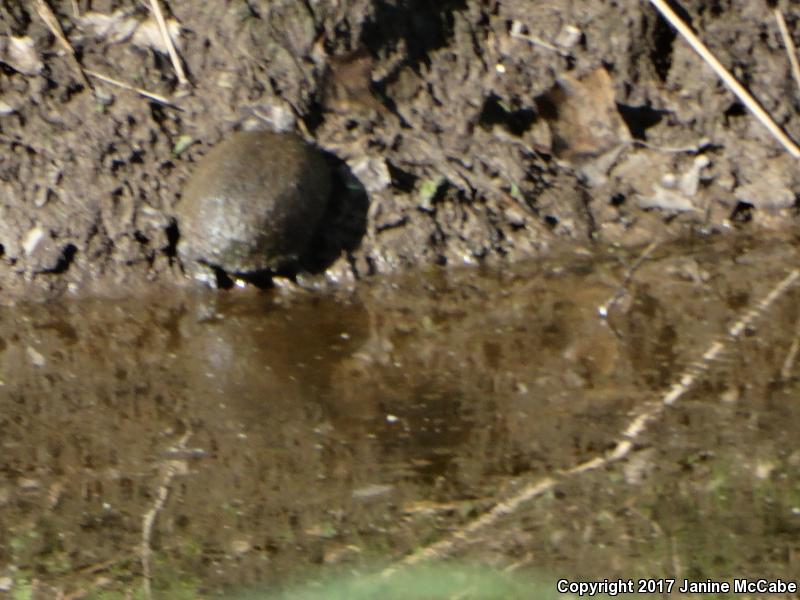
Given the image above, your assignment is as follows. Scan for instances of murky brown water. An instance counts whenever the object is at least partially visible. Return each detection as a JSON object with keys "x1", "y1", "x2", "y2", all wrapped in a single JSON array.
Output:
[{"x1": 2, "y1": 236, "x2": 800, "y2": 599}]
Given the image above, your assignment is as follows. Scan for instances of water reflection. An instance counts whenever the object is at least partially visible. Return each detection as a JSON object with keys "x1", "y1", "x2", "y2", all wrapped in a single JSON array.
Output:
[{"x1": 1, "y1": 236, "x2": 799, "y2": 597}]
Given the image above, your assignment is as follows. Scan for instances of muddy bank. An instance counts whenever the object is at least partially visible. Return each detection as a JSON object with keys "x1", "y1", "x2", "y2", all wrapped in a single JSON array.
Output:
[{"x1": 1, "y1": 1, "x2": 799, "y2": 298}]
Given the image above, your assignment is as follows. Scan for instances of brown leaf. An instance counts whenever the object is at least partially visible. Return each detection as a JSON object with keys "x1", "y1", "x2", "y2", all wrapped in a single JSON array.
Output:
[
  {"x1": 536, "y1": 67, "x2": 630, "y2": 163},
  {"x1": 322, "y1": 48, "x2": 384, "y2": 114}
]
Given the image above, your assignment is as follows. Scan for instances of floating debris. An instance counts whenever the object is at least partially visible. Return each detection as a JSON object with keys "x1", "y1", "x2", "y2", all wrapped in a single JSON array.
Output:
[{"x1": 26, "y1": 346, "x2": 46, "y2": 368}]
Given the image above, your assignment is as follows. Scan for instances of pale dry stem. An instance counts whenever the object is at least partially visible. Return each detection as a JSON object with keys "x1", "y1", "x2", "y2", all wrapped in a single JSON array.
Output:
[
  {"x1": 598, "y1": 240, "x2": 660, "y2": 318},
  {"x1": 774, "y1": 8, "x2": 800, "y2": 97},
  {"x1": 147, "y1": 0, "x2": 189, "y2": 87},
  {"x1": 84, "y1": 68, "x2": 179, "y2": 107},
  {"x1": 140, "y1": 431, "x2": 192, "y2": 600},
  {"x1": 780, "y1": 315, "x2": 800, "y2": 379},
  {"x1": 648, "y1": 0, "x2": 800, "y2": 158},
  {"x1": 32, "y1": 0, "x2": 92, "y2": 90}
]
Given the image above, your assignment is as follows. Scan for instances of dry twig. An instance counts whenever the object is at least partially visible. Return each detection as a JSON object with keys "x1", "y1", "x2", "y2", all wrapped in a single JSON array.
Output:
[
  {"x1": 32, "y1": 0, "x2": 92, "y2": 90},
  {"x1": 509, "y1": 20, "x2": 571, "y2": 57},
  {"x1": 141, "y1": 431, "x2": 192, "y2": 600},
  {"x1": 774, "y1": 7, "x2": 800, "y2": 96},
  {"x1": 147, "y1": 0, "x2": 189, "y2": 87},
  {"x1": 648, "y1": 0, "x2": 800, "y2": 158},
  {"x1": 84, "y1": 68, "x2": 179, "y2": 107},
  {"x1": 598, "y1": 240, "x2": 660, "y2": 318},
  {"x1": 780, "y1": 316, "x2": 800, "y2": 379}
]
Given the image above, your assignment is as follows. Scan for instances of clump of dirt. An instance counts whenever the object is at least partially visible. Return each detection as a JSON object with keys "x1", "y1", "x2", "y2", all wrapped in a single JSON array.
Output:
[{"x1": 1, "y1": 0, "x2": 798, "y2": 300}]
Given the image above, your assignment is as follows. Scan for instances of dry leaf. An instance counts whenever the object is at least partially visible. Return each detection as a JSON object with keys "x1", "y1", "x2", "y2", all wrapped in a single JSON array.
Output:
[
  {"x1": 0, "y1": 35, "x2": 43, "y2": 75},
  {"x1": 536, "y1": 67, "x2": 629, "y2": 162},
  {"x1": 79, "y1": 10, "x2": 139, "y2": 44},
  {"x1": 0, "y1": 100, "x2": 16, "y2": 115},
  {"x1": 322, "y1": 48, "x2": 381, "y2": 114},
  {"x1": 79, "y1": 10, "x2": 182, "y2": 53},
  {"x1": 638, "y1": 185, "x2": 697, "y2": 212},
  {"x1": 132, "y1": 17, "x2": 183, "y2": 54}
]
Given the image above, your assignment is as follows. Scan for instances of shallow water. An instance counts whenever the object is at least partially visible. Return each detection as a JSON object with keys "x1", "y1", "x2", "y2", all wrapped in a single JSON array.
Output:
[{"x1": 2, "y1": 236, "x2": 800, "y2": 598}]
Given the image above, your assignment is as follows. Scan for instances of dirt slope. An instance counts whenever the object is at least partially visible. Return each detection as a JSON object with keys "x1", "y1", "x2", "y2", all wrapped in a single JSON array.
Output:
[{"x1": 1, "y1": 0, "x2": 798, "y2": 299}]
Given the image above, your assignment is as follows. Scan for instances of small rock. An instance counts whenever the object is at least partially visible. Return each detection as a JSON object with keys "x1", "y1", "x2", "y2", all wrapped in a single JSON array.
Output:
[
  {"x1": 34, "y1": 187, "x2": 52, "y2": 208},
  {"x1": 350, "y1": 156, "x2": 391, "y2": 192},
  {"x1": 734, "y1": 154, "x2": 797, "y2": 209},
  {"x1": 244, "y1": 102, "x2": 296, "y2": 133},
  {"x1": 22, "y1": 226, "x2": 44, "y2": 256},
  {"x1": 555, "y1": 24, "x2": 582, "y2": 49},
  {"x1": 638, "y1": 185, "x2": 696, "y2": 212}
]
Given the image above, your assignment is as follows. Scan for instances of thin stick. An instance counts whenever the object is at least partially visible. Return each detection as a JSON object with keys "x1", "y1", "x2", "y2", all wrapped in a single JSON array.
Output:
[
  {"x1": 32, "y1": 0, "x2": 92, "y2": 91},
  {"x1": 509, "y1": 20, "x2": 570, "y2": 57},
  {"x1": 141, "y1": 431, "x2": 192, "y2": 600},
  {"x1": 780, "y1": 316, "x2": 800, "y2": 379},
  {"x1": 84, "y1": 69, "x2": 179, "y2": 107},
  {"x1": 598, "y1": 240, "x2": 660, "y2": 318},
  {"x1": 632, "y1": 137, "x2": 709, "y2": 154},
  {"x1": 648, "y1": 0, "x2": 800, "y2": 158},
  {"x1": 775, "y1": 7, "x2": 800, "y2": 96},
  {"x1": 147, "y1": 0, "x2": 189, "y2": 87}
]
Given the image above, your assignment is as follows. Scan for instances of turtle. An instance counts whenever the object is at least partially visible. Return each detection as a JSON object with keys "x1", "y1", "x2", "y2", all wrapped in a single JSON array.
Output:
[{"x1": 176, "y1": 130, "x2": 331, "y2": 286}]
